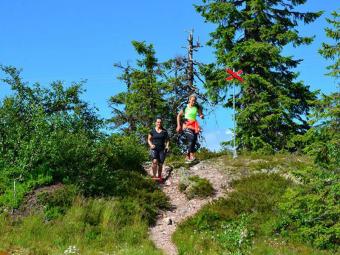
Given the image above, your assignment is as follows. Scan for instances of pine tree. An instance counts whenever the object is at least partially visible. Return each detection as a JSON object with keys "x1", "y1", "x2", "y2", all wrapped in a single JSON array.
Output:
[
  {"x1": 319, "y1": 10, "x2": 340, "y2": 79},
  {"x1": 109, "y1": 41, "x2": 168, "y2": 142},
  {"x1": 196, "y1": 0, "x2": 322, "y2": 152},
  {"x1": 302, "y1": 10, "x2": 339, "y2": 168},
  {"x1": 110, "y1": 36, "x2": 207, "y2": 149}
]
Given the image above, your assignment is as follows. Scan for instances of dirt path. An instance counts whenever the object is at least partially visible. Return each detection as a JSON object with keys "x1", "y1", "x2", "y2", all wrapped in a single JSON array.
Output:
[{"x1": 145, "y1": 158, "x2": 232, "y2": 255}]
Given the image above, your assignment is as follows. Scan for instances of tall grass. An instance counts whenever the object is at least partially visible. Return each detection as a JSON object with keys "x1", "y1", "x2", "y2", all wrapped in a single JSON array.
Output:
[{"x1": 0, "y1": 197, "x2": 163, "y2": 255}]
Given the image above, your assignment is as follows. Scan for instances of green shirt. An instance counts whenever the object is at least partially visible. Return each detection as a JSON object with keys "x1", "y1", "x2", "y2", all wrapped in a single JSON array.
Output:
[{"x1": 184, "y1": 104, "x2": 199, "y2": 121}]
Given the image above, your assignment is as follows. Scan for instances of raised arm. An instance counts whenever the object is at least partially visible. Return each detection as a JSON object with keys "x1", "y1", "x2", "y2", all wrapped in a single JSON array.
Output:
[{"x1": 198, "y1": 105, "x2": 204, "y2": 119}]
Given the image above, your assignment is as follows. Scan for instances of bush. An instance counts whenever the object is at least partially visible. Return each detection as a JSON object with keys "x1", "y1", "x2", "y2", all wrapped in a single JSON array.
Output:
[
  {"x1": 196, "y1": 147, "x2": 229, "y2": 161},
  {"x1": 277, "y1": 167, "x2": 339, "y2": 249},
  {"x1": 79, "y1": 169, "x2": 169, "y2": 224},
  {"x1": 179, "y1": 175, "x2": 215, "y2": 199},
  {"x1": 173, "y1": 174, "x2": 292, "y2": 254},
  {"x1": 37, "y1": 185, "x2": 78, "y2": 220}
]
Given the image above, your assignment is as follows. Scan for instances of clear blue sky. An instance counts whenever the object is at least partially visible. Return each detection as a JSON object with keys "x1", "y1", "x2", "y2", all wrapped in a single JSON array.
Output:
[{"x1": 0, "y1": 0, "x2": 338, "y2": 150}]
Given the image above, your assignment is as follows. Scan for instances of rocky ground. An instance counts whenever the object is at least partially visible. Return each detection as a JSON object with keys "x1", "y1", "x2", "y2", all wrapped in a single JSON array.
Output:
[{"x1": 144, "y1": 157, "x2": 233, "y2": 255}]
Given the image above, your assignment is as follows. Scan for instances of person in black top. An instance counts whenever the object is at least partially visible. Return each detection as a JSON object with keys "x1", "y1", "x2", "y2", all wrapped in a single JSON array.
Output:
[{"x1": 148, "y1": 117, "x2": 169, "y2": 181}]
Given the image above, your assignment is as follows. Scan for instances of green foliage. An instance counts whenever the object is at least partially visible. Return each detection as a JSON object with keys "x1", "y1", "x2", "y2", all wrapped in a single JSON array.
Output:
[
  {"x1": 195, "y1": 0, "x2": 322, "y2": 152},
  {"x1": 109, "y1": 41, "x2": 168, "y2": 141},
  {"x1": 319, "y1": 10, "x2": 340, "y2": 78},
  {"x1": 173, "y1": 173, "x2": 292, "y2": 254},
  {"x1": 0, "y1": 170, "x2": 53, "y2": 209},
  {"x1": 109, "y1": 40, "x2": 207, "y2": 151},
  {"x1": 77, "y1": 134, "x2": 149, "y2": 197},
  {"x1": 277, "y1": 167, "x2": 340, "y2": 249},
  {"x1": 225, "y1": 174, "x2": 291, "y2": 216},
  {"x1": 173, "y1": 174, "x2": 289, "y2": 254},
  {"x1": 179, "y1": 175, "x2": 215, "y2": 199},
  {"x1": 0, "y1": 198, "x2": 163, "y2": 255},
  {"x1": 196, "y1": 147, "x2": 229, "y2": 161},
  {"x1": 174, "y1": 152, "x2": 339, "y2": 254},
  {"x1": 251, "y1": 237, "x2": 335, "y2": 255},
  {"x1": 289, "y1": 92, "x2": 340, "y2": 169},
  {"x1": 37, "y1": 185, "x2": 78, "y2": 220},
  {"x1": 211, "y1": 214, "x2": 253, "y2": 254},
  {"x1": 85, "y1": 169, "x2": 170, "y2": 225},
  {"x1": 166, "y1": 154, "x2": 191, "y2": 169},
  {"x1": 291, "y1": 10, "x2": 340, "y2": 170},
  {"x1": 0, "y1": 66, "x2": 153, "y2": 212}
]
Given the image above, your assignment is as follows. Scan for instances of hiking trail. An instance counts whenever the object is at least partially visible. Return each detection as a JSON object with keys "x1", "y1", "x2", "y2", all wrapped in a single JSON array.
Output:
[{"x1": 144, "y1": 157, "x2": 234, "y2": 255}]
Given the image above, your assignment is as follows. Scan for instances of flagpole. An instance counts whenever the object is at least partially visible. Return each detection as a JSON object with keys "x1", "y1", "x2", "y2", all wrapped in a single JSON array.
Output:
[
  {"x1": 233, "y1": 71, "x2": 237, "y2": 159},
  {"x1": 226, "y1": 68, "x2": 243, "y2": 159}
]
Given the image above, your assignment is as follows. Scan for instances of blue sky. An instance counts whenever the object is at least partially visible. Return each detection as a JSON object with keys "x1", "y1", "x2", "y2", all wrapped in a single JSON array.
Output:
[{"x1": 0, "y1": 0, "x2": 338, "y2": 150}]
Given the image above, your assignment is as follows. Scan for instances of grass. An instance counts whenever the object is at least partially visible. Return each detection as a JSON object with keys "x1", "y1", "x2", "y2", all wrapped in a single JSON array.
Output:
[
  {"x1": 173, "y1": 169, "x2": 336, "y2": 255},
  {"x1": 0, "y1": 197, "x2": 163, "y2": 255},
  {"x1": 0, "y1": 169, "x2": 170, "y2": 254},
  {"x1": 251, "y1": 237, "x2": 336, "y2": 255},
  {"x1": 165, "y1": 148, "x2": 229, "y2": 169},
  {"x1": 179, "y1": 175, "x2": 214, "y2": 199},
  {"x1": 219, "y1": 151, "x2": 314, "y2": 180}
]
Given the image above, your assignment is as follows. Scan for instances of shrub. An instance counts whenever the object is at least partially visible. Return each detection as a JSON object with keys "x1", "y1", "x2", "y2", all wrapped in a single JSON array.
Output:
[
  {"x1": 187, "y1": 176, "x2": 215, "y2": 199},
  {"x1": 178, "y1": 175, "x2": 214, "y2": 199},
  {"x1": 277, "y1": 167, "x2": 339, "y2": 249},
  {"x1": 37, "y1": 185, "x2": 78, "y2": 220},
  {"x1": 173, "y1": 174, "x2": 292, "y2": 254}
]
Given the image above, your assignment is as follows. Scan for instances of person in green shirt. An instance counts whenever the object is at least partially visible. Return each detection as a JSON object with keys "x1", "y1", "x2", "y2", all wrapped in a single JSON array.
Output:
[{"x1": 176, "y1": 94, "x2": 204, "y2": 162}]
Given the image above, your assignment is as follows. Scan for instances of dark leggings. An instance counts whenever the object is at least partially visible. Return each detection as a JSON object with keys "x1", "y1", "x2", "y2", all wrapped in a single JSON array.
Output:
[
  {"x1": 150, "y1": 149, "x2": 166, "y2": 164},
  {"x1": 184, "y1": 128, "x2": 198, "y2": 153}
]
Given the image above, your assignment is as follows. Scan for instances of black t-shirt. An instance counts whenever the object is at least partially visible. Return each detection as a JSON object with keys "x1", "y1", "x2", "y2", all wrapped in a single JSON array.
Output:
[{"x1": 149, "y1": 128, "x2": 168, "y2": 150}]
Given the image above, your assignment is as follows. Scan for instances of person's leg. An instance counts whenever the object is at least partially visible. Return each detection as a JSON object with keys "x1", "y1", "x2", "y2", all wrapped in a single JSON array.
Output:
[
  {"x1": 158, "y1": 150, "x2": 166, "y2": 179},
  {"x1": 189, "y1": 133, "x2": 198, "y2": 160},
  {"x1": 157, "y1": 163, "x2": 163, "y2": 178},
  {"x1": 150, "y1": 150, "x2": 159, "y2": 177},
  {"x1": 186, "y1": 128, "x2": 196, "y2": 160},
  {"x1": 152, "y1": 159, "x2": 158, "y2": 177},
  {"x1": 184, "y1": 128, "x2": 192, "y2": 160}
]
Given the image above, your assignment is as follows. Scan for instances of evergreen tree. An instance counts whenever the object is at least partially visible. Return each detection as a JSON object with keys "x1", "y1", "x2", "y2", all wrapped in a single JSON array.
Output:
[
  {"x1": 110, "y1": 37, "x2": 209, "y2": 152},
  {"x1": 109, "y1": 41, "x2": 168, "y2": 142},
  {"x1": 301, "y1": 10, "x2": 339, "y2": 169},
  {"x1": 319, "y1": 10, "x2": 340, "y2": 78},
  {"x1": 196, "y1": 0, "x2": 322, "y2": 152}
]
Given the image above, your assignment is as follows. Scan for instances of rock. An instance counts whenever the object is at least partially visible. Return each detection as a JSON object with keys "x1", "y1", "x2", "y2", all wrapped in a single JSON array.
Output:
[
  {"x1": 163, "y1": 217, "x2": 173, "y2": 225},
  {"x1": 270, "y1": 166, "x2": 280, "y2": 173}
]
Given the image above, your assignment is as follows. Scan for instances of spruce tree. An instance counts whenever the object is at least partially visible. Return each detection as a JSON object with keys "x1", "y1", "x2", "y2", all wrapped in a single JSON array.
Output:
[
  {"x1": 110, "y1": 36, "x2": 207, "y2": 149},
  {"x1": 319, "y1": 10, "x2": 340, "y2": 79},
  {"x1": 109, "y1": 41, "x2": 168, "y2": 142},
  {"x1": 302, "y1": 10, "x2": 339, "y2": 168},
  {"x1": 196, "y1": 0, "x2": 322, "y2": 152}
]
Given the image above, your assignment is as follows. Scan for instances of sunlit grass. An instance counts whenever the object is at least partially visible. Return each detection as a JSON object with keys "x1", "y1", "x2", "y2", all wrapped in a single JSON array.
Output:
[
  {"x1": 178, "y1": 175, "x2": 214, "y2": 199},
  {"x1": 173, "y1": 159, "x2": 336, "y2": 255},
  {"x1": 0, "y1": 197, "x2": 163, "y2": 255}
]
